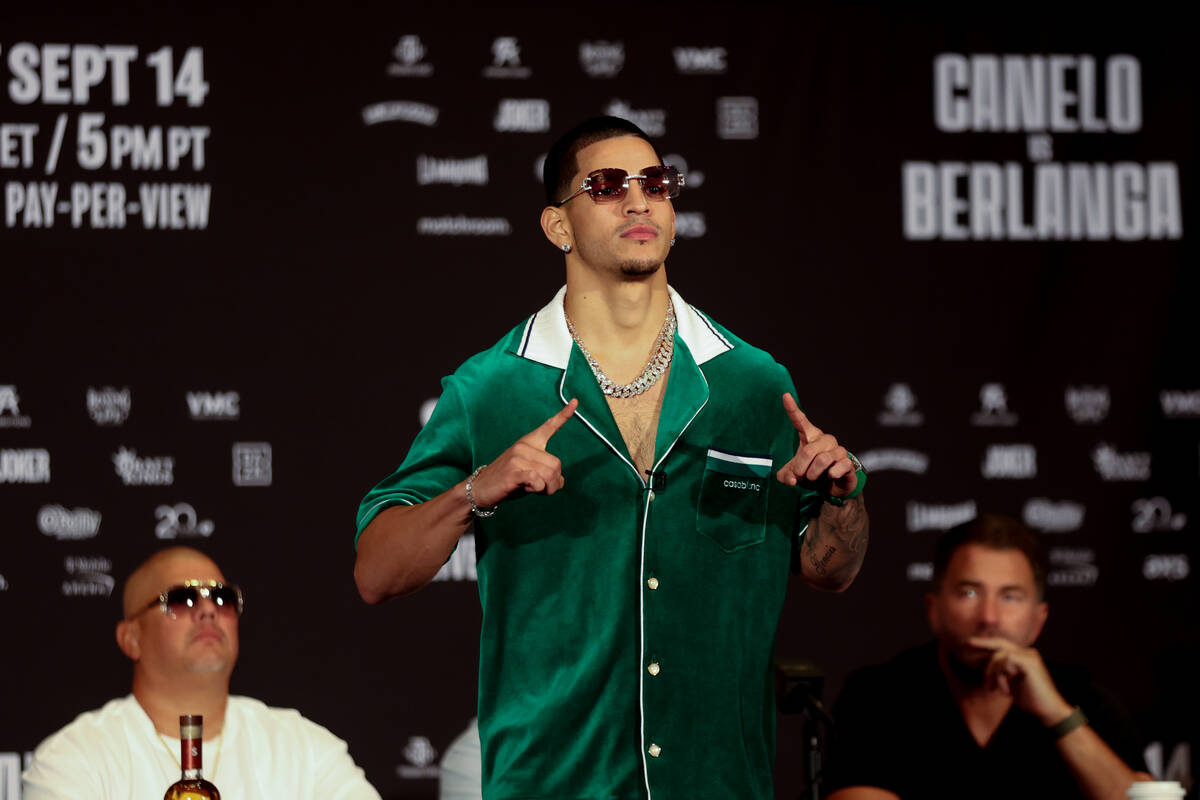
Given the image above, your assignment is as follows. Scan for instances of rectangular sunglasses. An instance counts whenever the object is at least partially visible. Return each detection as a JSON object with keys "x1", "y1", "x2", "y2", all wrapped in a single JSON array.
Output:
[
  {"x1": 146, "y1": 579, "x2": 244, "y2": 617},
  {"x1": 555, "y1": 165, "x2": 684, "y2": 206}
]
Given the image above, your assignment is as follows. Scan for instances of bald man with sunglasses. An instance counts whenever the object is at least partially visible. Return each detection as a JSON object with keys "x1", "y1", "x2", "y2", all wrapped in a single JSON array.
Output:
[
  {"x1": 355, "y1": 116, "x2": 870, "y2": 800},
  {"x1": 23, "y1": 546, "x2": 380, "y2": 799}
]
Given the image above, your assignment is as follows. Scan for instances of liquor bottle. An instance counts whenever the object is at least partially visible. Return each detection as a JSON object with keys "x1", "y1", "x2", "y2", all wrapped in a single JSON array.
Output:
[{"x1": 164, "y1": 714, "x2": 221, "y2": 799}]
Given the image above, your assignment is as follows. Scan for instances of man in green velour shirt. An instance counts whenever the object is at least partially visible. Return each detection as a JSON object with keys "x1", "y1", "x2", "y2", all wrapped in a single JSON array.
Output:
[{"x1": 354, "y1": 116, "x2": 870, "y2": 800}]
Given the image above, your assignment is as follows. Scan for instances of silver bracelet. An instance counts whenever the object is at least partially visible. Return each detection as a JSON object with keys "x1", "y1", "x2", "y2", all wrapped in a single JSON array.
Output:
[{"x1": 466, "y1": 464, "x2": 498, "y2": 518}]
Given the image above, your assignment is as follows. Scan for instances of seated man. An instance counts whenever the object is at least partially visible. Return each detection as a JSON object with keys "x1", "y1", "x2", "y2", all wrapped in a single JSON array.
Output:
[
  {"x1": 23, "y1": 546, "x2": 381, "y2": 799},
  {"x1": 824, "y1": 514, "x2": 1148, "y2": 800}
]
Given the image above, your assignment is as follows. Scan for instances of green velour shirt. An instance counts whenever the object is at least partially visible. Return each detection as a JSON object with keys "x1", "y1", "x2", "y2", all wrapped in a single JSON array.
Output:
[{"x1": 357, "y1": 286, "x2": 832, "y2": 800}]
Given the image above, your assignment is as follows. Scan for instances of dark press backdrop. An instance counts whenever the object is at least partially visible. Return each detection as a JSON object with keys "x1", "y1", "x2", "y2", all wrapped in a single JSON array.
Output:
[{"x1": 1, "y1": 5, "x2": 1195, "y2": 798}]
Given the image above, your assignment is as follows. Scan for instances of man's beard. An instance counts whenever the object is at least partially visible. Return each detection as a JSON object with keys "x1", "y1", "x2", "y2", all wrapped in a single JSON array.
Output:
[
  {"x1": 617, "y1": 258, "x2": 662, "y2": 279},
  {"x1": 945, "y1": 646, "x2": 988, "y2": 688}
]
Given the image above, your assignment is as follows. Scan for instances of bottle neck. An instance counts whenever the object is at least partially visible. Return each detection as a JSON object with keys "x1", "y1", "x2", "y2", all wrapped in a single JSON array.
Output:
[
  {"x1": 179, "y1": 721, "x2": 203, "y2": 775},
  {"x1": 182, "y1": 768, "x2": 203, "y2": 781}
]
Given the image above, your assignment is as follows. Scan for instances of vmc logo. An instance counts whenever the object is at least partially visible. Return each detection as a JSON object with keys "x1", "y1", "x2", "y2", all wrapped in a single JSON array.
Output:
[
  {"x1": 187, "y1": 391, "x2": 240, "y2": 420},
  {"x1": 673, "y1": 46, "x2": 728, "y2": 74}
]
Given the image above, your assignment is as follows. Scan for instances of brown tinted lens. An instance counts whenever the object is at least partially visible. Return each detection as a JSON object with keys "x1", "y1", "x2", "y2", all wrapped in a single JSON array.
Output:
[
  {"x1": 641, "y1": 166, "x2": 680, "y2": 199},
  {"x1": 210, "y1": 586, "x2": 241, "y2": 612},
  {"x1": 164, "y1": 586, "x2": 201, "y2": 610},
  {"x1": 587, "y1": 169, "x2": 629, "y2": 202}
]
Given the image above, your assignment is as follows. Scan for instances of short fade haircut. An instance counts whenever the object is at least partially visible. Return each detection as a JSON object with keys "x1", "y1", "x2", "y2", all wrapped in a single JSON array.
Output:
[
  {"x1": 932, "y1": 513, "x2": 1047, "y2": 599},
  {"x1": 542, "y1": 115, "x2": 656, "y2": 205}
]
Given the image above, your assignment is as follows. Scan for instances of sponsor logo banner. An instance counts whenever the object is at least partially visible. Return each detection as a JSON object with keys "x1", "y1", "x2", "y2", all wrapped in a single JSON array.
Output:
[
  {"x1": 187, "y1": 390, "x2": 240, "y2": 420},
  {"x1": 113, "y1": 447, "x2": 174, "y2": 486},
  {"x1": 0, "y1": 385, "x2": 31, "y2": 428},
  {"x1": 155, "y1": 502, "x2": 215, "y2": 539},
  {"x1": 579, "y1": 41, "x2": 624, "y2": 78},
  {"x1": 717, "y1": 97, "x2": 758, "y2": 140},
  {"x1": 87, "y1": 386, "x2": 131, "y2": 426},
  {"x1": 673, "y1": 46, "x2": 728, "y2": 75},
  {"x1": 1160, "y1": 389, "x2": 1200, "y2": 418},
  {"x1": 907, "y1": 500, "x2": 977, "y2": 532},
  {"x1": 397, "y1": 736, "x2": 440, "y2": 779},
  {"x1": 604, "y1": 99, "x2": 665, "y2": 136},
  {"x1": 1143, "y1": 554, "x2": 1189, "y2": 582},
  {"x1": 38, "y1": 505, "x2": 102, "y2": 540},
  {"x1": 416, "y1": 216, "x2": 511, "y2": 236},
  {"x1": 494, "y1": 99, "x2": 549, "y2": 132},
  {"x1": 482, "y1": 37, "x2": 530, "y2": 79},
  {"x1": 1092, "y1": 443, "x2": 1151, "y2": 481},
  {"x1": 981, "y1": 444, "x2": 1037, "y2": 479},
  {"x1": 1047, "y1": 546, "x2": 1098, "y2": 587},
  {"x1": 1131, "y1": 497, "x2": 1187, "y2": 533},
  {"x1": 859, "y1": 448, "x2": 930, "y2": 474},
  {"x1": 970, "y1": 382, "x2": 1017, "y2": 426},
  {"x1": 388, "y1": 35, "x2": 433, "y2": 77},
  {"x1": 233, "y1": 442, "x2": 272, "y2": 486},
  {"x1": 878, "y1": 383, "x2": 924, "y2": 426},
  {"x1": 1023, "y1": 499, "x2": 1085, "y2": 533},
  {"x1": 906, "y1": 562, "x2": 934, "y2": 582},
  {"x1": 1065, "y1": 386, "x2": 1110, "y2": 424},
  {"x1": 62, "y1": 555, "x2": 114, "y2": 597},
  {"x1": 362, "y1": 101, "x2": 439, "y2": 127},
  {"x1": 0, "y1": 448, "x2": 50, "y2": 483},
  {"x1": 416, "y1": 155, "x2": 488, "y2": 186},
  {"x1": 661, "y1": 153, "x2": 705, "y2": 189},
  {"x1": 674, "y1": 212, "x2": 707, "y2": 239}
]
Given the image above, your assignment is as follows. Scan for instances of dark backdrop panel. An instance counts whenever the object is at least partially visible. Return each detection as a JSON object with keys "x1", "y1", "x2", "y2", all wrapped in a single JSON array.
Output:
[{"x1": 1, "y1": 5, "x2": 1195, "y2": 798}]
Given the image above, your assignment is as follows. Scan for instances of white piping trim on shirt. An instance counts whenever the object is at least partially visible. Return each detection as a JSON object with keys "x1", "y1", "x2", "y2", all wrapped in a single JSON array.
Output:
[
  {"x1": 637, "y1": 368, "x2": 709, "y2": 799},
  {"x1": 557, "y1": 372, "x2": 643, "y2": 487}
]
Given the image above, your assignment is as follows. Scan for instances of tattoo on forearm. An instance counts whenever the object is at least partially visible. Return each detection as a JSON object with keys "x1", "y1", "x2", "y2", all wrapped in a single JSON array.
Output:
[
  {"x1": 809, "y1": 544, "x2": 837, "y2": 575},
  {"x1": 804, "y1": 497, "x2": 869, "y2": 583}
]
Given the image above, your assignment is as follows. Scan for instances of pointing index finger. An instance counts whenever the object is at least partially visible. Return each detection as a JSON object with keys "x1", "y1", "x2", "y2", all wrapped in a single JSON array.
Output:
[
  {"x1": 527, "y1": 398, "x2": 578, "y2": 448},
  {"x1": 782, "y1": 393, "x2": 821, "y2": 443}
]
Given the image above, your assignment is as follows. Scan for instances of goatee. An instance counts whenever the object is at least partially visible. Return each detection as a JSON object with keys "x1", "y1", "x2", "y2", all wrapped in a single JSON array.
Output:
[{"x1": 618, "y1": 259, "x2": 662, "y2": 279}]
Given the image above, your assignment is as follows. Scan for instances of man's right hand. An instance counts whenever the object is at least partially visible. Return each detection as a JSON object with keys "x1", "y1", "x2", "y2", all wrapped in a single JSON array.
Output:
[{"x1": 469, "y1": 398, "x2": 578, "y2": 508}]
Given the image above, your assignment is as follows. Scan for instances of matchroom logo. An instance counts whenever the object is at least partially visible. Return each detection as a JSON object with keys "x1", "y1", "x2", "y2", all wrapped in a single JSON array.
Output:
[{"x1": 0, "y1": 385, "x2": 31, "y2": 428}]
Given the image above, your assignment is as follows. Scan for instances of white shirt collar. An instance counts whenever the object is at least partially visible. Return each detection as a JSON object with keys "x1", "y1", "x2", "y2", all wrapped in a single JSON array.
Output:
[{"x1": 515, "y1": 284, "x2": 733, "y2": 369}]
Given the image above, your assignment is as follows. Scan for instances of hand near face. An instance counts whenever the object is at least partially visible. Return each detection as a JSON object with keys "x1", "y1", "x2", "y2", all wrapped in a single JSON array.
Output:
[
  {"x1": 469, "y1": 399, "x2": 578, "y2": 508},
  {"x1": 776, "y1": 393, "x2": 858, "y2": 497},
  {"x1": 968, "y1": 636, "x2": 1074, "y2": 724}
]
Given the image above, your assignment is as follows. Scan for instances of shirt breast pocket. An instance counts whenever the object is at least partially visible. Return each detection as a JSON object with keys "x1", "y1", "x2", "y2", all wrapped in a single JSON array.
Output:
[{"x1": 696, "y1": 447, "x2": 773, "y2": 553}]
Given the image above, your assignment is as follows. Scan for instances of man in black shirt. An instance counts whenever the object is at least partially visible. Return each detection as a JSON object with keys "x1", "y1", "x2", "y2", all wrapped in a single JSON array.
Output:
[{"x1": 824, "y1": 514, "x2": 1149, "y2": 800}]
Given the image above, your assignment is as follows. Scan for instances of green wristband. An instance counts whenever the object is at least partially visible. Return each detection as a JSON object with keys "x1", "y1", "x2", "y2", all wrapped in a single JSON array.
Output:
[
  {"x1": 1048, "y1": 706, "x2": 1088, "y2": 740},
  {"x1": 822, "y1": 453, "x2": 866, "y2": 506}
]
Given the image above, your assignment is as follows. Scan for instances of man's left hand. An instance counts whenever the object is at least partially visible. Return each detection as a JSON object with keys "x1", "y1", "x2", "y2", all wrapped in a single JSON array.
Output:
[
  {"x1": 776, "y1": 393, "x2": 858, "y2": 498},
  {"x1": 969, "y1": 636, "x2": 1074, "y2": 725}
]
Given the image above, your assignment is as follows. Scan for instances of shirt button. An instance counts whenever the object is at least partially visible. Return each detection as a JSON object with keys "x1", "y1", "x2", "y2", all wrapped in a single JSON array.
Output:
[
  {"x1": 647, "y1": 662, "x2": 661, "y2": 676},
  {"x1": 646, "y1": 576, "x2": 659, "y2": 590},
  {"x1": 648, "y1": 490, "x2": 656, "y2": 501},
  {"x1": 648, "y1": 743, "x2": 662, "y2": 758}
]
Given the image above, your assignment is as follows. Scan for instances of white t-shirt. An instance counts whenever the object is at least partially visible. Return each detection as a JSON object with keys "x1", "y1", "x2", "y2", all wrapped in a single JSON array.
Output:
[{"x1": 22, "y1": 695, "x2": 381, "y2": 800}]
